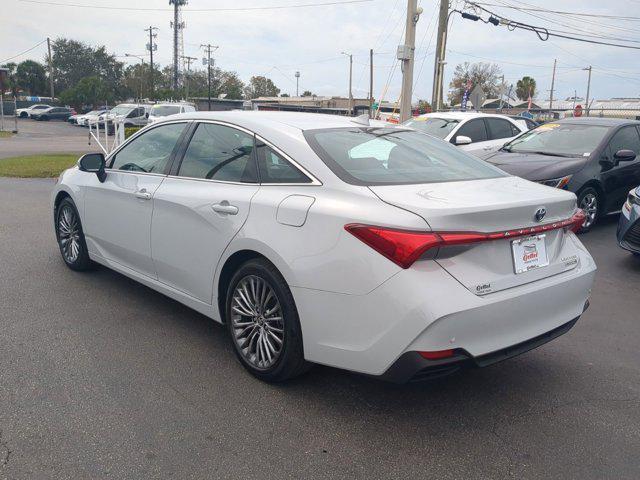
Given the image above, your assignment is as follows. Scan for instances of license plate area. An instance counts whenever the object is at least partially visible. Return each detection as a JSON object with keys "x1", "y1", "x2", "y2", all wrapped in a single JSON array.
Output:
[{"x1": 512, "y1": 234, "x2": 549, "y2": 274}]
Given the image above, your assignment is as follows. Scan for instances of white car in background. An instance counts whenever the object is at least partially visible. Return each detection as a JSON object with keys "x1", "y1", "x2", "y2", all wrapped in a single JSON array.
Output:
[
  {"x1": 147, "y1": 103, "x2": 196, "y2": 124},
  {"x1": 51, "y1": 111, "x2": 595, "y2": 383},
  {"x1": 15, "y1": 104, "x2": 51, "y2": 118},
  {"x1": 403, "y1": 112, "x2": 527, "y2": 157},
  {"x1": 76, "y1": 109, "x2": 110, "y2": 127}
]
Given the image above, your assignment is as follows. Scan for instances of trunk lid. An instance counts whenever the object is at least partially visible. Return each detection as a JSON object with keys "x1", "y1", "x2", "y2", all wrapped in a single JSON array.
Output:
[{"x1": 369, "y1": 176, "x2": 582, "y2": 295}]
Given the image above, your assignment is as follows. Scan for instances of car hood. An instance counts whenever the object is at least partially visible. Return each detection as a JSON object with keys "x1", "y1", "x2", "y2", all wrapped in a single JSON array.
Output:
[{"x1": 483, "y1": 151, "x2": 588, "y2": 181}]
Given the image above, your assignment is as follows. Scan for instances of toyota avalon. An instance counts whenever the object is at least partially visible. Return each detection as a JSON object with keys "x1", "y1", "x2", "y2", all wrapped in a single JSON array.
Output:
[{"x1": 51, "y1": 112, "x2": 596, "y2": 383}]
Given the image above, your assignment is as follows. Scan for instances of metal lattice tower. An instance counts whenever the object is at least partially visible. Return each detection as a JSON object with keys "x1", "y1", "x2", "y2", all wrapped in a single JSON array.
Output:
[{"x1": 169, "y1": 0, "x2": 187, "y2": 91}]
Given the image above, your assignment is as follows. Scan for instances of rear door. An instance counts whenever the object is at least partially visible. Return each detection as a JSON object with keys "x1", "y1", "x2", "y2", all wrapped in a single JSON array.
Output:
[
  {"x1": 151, "y1": 121, "x2": 260, "y2": 303},
  {"x1": 83, "y1": 122, "x2": 188, "y2": 278},
  {"x1": 484, "y1": 117, "x2": 523, "y2": 151}
]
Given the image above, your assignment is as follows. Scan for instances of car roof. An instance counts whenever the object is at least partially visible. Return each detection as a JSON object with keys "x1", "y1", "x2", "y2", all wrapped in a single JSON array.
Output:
[
  {"x1": 413, "y1": 111, "x2": 514, "y2": 121},
  {"x1": 555, "y1": 117, "x2": 640, "y2": 127},
  {"x1": 165, "y1": 110, "x2": 402, "y2": 131}
]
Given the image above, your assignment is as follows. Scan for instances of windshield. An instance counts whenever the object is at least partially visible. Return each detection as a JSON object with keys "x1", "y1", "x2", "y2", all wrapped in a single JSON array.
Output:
[
  {"x1": 110, "y1": 105, "x2": 134, "y2": 116},
  {"x1": 402, "y1": 117, "x2": 459, "y2": 139},
  {"x1": 304, "y1": 127, "x2": 506, "y2": 186},
  {"x1": 151, "y1": 105, "x2": 181, "y2": 117},
  {"x1": 504, "y1": 123, "x2": 610, "y2": 157}
]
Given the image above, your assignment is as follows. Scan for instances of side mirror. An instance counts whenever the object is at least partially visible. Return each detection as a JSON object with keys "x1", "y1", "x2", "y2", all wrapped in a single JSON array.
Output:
[
  {"x1": 455, "y1": 135, "x2": 472, "y2": 146},
  {"x1": 79, "y1": 153, "x2": 106, "y2": 182},
  {"x1": 614, "y1": 149, "x2": 636, "y2": 162}
]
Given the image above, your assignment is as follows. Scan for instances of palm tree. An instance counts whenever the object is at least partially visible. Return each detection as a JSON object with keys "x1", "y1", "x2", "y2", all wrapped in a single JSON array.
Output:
[{"x1": 516, "y1": 76, "x2": 536, "y2": 101}]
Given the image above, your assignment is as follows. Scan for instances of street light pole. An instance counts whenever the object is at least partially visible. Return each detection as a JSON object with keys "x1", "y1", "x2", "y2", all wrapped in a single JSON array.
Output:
[
  {"x1": 295, "y1": 71, "x2": 300, "y2": 96},
  {"x1": 584, "y1": 66, "x2": 592, "y2": 117},
  {"x1": 341, "y1": 52, "x2": 353, "y2": 115},
  {"x1": 125, "y1": 53, "x2": 145, "y2": 103}
]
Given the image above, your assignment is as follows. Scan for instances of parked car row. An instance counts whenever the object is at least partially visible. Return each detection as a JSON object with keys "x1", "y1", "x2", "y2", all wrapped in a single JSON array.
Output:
[{"x1": 15, "y1": 104, "x2": 76, "y2": 121}]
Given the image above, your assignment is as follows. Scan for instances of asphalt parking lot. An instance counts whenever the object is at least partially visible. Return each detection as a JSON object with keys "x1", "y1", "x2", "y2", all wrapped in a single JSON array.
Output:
[
  {"x1": 0, "y1": 177, "x2": 638, "y2": 479},
  {"x1": 0, "y1": 118, "x2": 96, "y2": 159}
]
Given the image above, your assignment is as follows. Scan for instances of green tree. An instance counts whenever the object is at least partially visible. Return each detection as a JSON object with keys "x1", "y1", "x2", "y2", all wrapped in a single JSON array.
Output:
[
  {"x1": 16, "y1": 60, "x2": 47, "y2": 95},
  {"x1": 516, "y1": 76, "x2": 536, "y2": 101},
  {"x1": 58, "y1": 76, "x2": 112, "y2": 109},
  {"x1": 301, "y1": 90, "x2": 314, "y2": 97},
  {"x1": 0, "y1": 63, "x2": 18, "y2": 96},
  {"x1": 448, "y1": 62, "x2": 502, "y2": 106},
  {"x1": 51, "y1": 38, "x2": 124, "y2": 99},
  {"x1": 417, "y1": 99, "x2": 432, "y2": 114},
  {"x1": 243, "y1": 76, "x2": 280, "y2": 99}
]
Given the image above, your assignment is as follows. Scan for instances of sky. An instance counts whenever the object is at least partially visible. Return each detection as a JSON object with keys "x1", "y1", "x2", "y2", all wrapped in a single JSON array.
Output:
[{"x1": 1, "y1": 0, "x2": 640, "y2": 104}]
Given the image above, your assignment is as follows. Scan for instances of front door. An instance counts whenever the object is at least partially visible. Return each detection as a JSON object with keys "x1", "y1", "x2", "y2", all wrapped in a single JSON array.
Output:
[
  {"x1": 82, "y1": 122, "x2": 188, "y2": 278},
  {"x1": 151, "y1": 122, "x2": 260, "y2": 303},
  {"x1": 601, "y1": 125, "x2": 640, "y2": 211}
]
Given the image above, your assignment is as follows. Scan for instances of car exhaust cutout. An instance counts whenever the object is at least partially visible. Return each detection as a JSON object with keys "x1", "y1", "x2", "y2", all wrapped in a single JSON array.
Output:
[{"x1": 345, "y1": 210, "x2": 586, "y2": 269}]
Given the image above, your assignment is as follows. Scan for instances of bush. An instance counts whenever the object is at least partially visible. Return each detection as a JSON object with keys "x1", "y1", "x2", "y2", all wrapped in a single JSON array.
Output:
[{"x1": 125, "y1": 126, "x2": 142, "y2": 139}]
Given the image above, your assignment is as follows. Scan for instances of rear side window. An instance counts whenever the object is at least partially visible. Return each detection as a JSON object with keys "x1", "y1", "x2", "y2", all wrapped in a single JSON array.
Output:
[
  {"x1": 256, "y1": 142, "x2": 311, "y2": 184},
  {"x1": 455, "y1": 119, "x2": 488, "y2": 143},
  {"x1": 486, "y1": 118, "x2": 518, "y2": 140},
  {"x1": 304, "y1": 127, "x2": 505, "y2": 186},
  {"x1": 178, "y1": 123, "x2": 257, "y2": 182}
]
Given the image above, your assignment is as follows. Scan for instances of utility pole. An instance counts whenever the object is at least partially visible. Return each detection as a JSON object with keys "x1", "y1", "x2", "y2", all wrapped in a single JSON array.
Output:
[
  {"x1": 399, "y1": 0, "x2": 422, "y2": 122},
  {"x1": 295, "y1": 71, "x2": 300, "y2": 96},
  {"x1": 181, "y1": 55, "x2": 197, "y2": 100},
  {"x1": 584, "y1": 66, "x2": 592, "y2": 117},
  {"x1": 369, "y1": 48, "x2": 374, "y2": 118},
  {"x1": 46, "y1": 37, "x2": 55, "y2": 100},
  {"x1": 432, "y1": 0, "x2": 449, "y2": 111},
  {"x1": 144, "y1": 26, "x2": 158, "y2": 98},
  {"x1": 201, "y1": 44, "x2": 218, "y2": 111},
  {"x1": 548, "y1": 58, "x2": 557, "y2": 119},
  {"x1": 498, "y1": 74, "x2": 505, "y2": 111},
  {"x1": 341, "y1": 52, "x2": 353, "y2": 115}
]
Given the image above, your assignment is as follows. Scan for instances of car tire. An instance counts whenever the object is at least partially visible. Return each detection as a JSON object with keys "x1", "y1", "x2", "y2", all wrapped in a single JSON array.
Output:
[
  {"x1": 55, "y1": 197, "x2": 94, "y2": 271},
  {"x1": 225, "y1": 258, "x2": 311, "y2": 382},
  {"x1": 41, "y1": 115, "x2": 49, "y2": 121},
  {"x1": 577, "y1": 187, "x2": 601, "y2": 233},
  {"x1": 19, "y1": 112, "x2": 27, "y2": 118}
]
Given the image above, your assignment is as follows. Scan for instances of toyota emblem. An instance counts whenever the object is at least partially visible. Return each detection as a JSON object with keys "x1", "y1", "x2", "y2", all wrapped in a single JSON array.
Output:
[{"x1": 534, "y1": 207, "x2": 547, "y2": 222}]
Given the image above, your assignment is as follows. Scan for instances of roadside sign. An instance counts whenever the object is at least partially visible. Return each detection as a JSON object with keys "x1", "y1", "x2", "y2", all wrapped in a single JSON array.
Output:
[
  {"x1": 469, "y1": 86, "x2": 485, "y2": 112},
  {"x1": 574, "y1": 104, "x2": 583, "y2": 117}
]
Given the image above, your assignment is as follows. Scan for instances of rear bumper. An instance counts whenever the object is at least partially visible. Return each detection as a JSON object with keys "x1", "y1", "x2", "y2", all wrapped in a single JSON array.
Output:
[
  {"x1": 379, "y1": 315, "x2": 581, "y2": 383},
  {"x1": 292, "y1": 234, "x2": 596, "y2": 377}
]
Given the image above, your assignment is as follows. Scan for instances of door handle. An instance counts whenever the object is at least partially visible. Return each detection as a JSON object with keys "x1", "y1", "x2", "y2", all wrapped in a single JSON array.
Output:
[
  {"x1": 212, "y1": 201, "x2": 239, "y2": 215},
  {"x1": 134, "y1": 189, "x2": 152, "y2": 200}
]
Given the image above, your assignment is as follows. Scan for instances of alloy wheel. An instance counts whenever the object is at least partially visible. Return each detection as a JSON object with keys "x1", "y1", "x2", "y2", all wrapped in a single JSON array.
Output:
[
  {"x1": 579, "y1": 193, "x2": 598, "y2": 229},
  {"x1": 58, "y1": 205, "x2": 81, "y2": 263},
  {"x1": 230, "y1": 275, "x2": 284, "y2": 370}
]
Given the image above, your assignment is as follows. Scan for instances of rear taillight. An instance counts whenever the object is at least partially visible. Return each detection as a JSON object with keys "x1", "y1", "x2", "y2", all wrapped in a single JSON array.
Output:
[
  {"x1": 418, "y1": 349, "x2": 455, "y2": 360},
  {"x1": 345, "y1": 210, "x2": 586, "y2": 269}
]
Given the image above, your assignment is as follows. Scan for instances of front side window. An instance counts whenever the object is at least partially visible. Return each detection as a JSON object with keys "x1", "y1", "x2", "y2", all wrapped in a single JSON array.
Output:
[
  {"x1": 177, "y1": 123, "x2": 257, "y2": 182},
  {"x1": 304, "y1": 127, "x2": 505, "y2": 186},
  {"x1": 504, "y1": 123, "x2": 610, "y2": 157},
  {"x1": 607, "y1": 125, "x2": 640, "y2": 157},
  {"x1": 455, "y1": 119, "x2": 488, "y2": 143},
  {"x1": 486, "y1": 118, "x2": 518, "y2": 140},
  {"x1": 110, "y1": 122, "x2": 186, "y2": 173},
  {"x1": 256, "y1": 143, "x2": 311, "y2": 183}
]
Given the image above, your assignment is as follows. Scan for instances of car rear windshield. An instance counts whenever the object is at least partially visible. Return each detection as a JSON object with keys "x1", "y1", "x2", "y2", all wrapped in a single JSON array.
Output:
[
  {"x1": 304, "y1": 127, "x2": 506, "y2": 186},
  {"x1": 504, "y1": 123, "x2": 610, "y2": 157},
  {"x1": 151, "y1": 105, "x2": 181, "y2": 116},
  {"x1": 402, "y1": 117, "x2": 459, "y2": 139}
]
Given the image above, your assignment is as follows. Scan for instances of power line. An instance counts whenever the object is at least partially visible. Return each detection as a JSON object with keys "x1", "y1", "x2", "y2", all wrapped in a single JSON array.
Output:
[
  {"x1": 472, "y1": 3, "x2": 640, "y2": 21},
  {"x1": 0, "y1": 39, "x2": 47, "y2": 64},
  {"x1": 17, "y1": 0, "x2": 374, "y2": 11}
]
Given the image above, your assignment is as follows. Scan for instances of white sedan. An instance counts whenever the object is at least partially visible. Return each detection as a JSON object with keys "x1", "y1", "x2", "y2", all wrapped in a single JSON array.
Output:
[
  {"x1": 403, "y1": 112, "x2": 527, "y2": 157},
  {"x1": 15, "y1": 104, "x2": 51, "y2": 118},
  {"x1": 51, "y1": 111, "x2": 595, "y2": 383}
]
